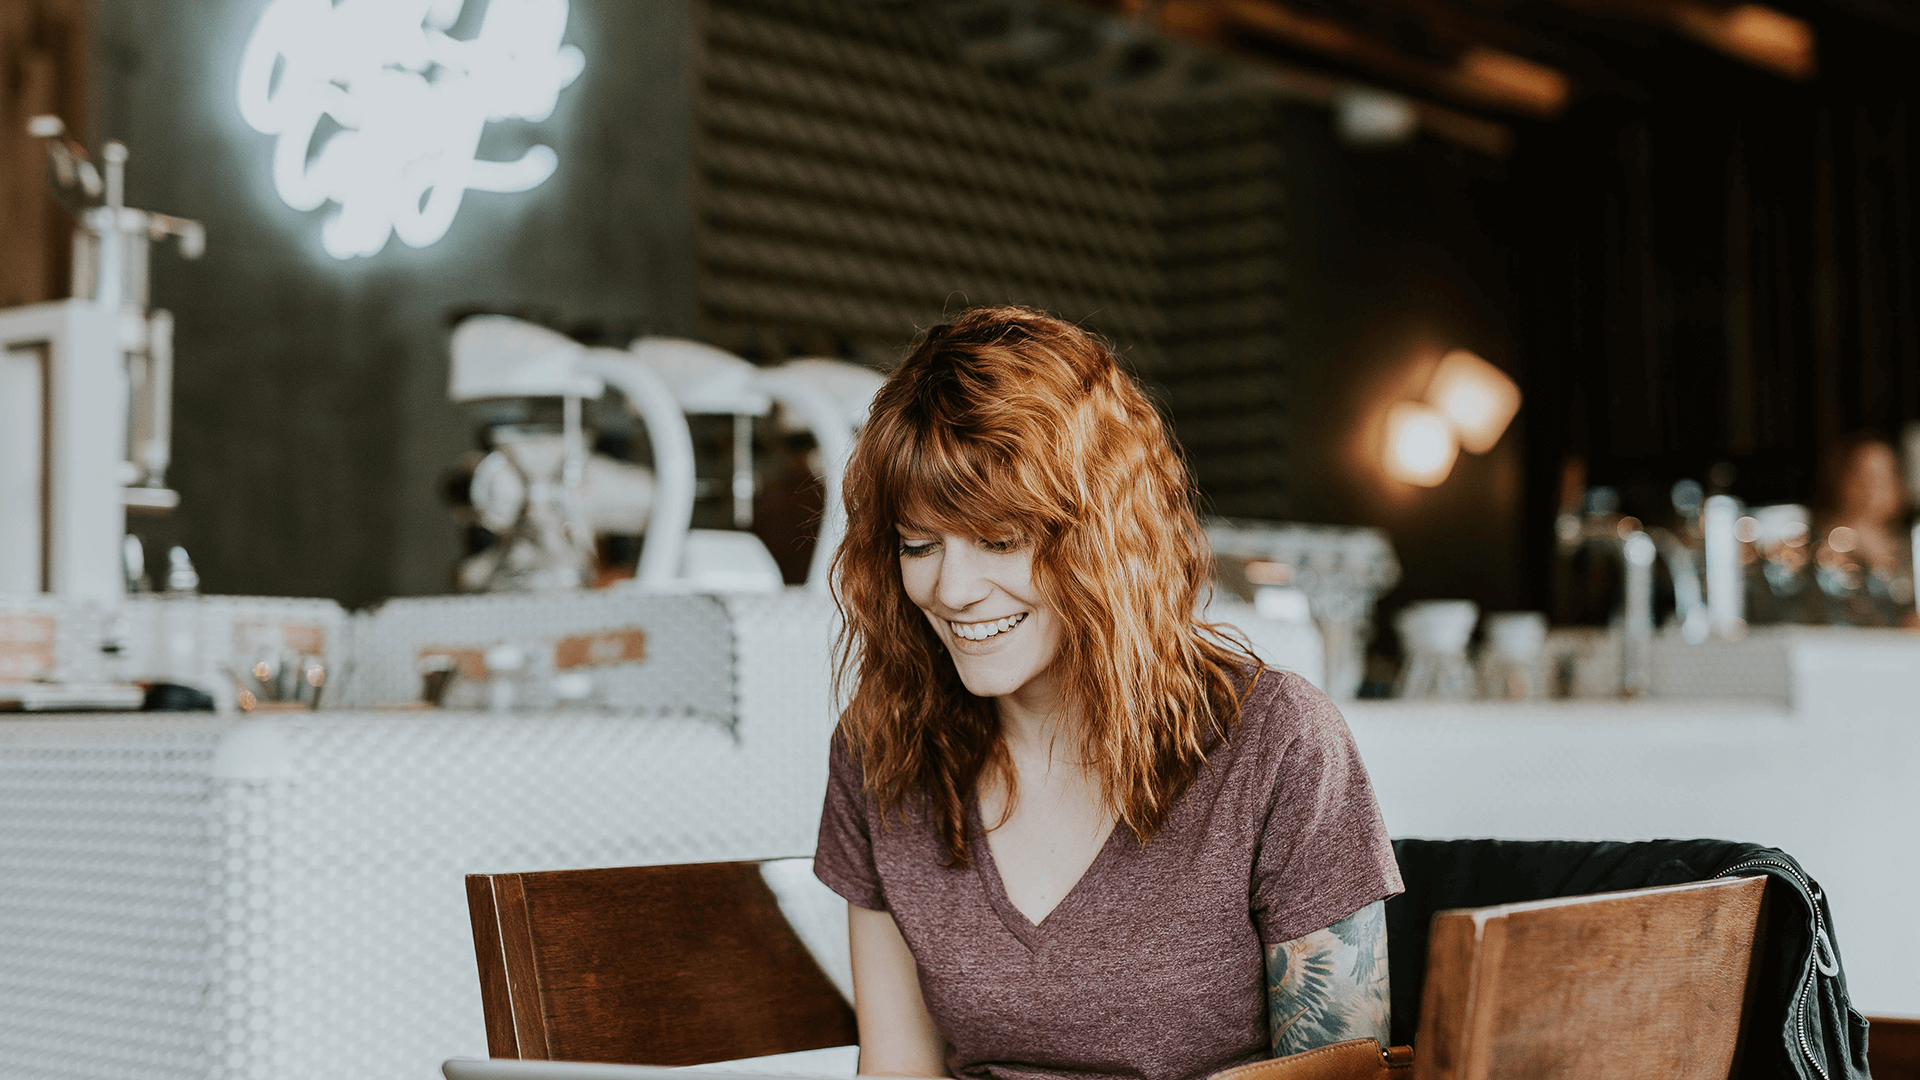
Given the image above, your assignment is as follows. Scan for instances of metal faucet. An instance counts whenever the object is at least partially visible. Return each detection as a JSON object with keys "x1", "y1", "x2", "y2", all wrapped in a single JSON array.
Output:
[
  {"x1": 1646, "y1": 527, "x2": 1709, "y2": 644},
  {"x1": 1557, "y1": 514, "x2": 1708, "y2": 697}
]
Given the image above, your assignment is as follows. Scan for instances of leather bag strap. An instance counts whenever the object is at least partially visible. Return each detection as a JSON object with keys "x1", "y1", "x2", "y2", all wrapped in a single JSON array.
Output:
[{"x1": 1208, "y1": 1039, "x2": 1413, "y2": 1080}]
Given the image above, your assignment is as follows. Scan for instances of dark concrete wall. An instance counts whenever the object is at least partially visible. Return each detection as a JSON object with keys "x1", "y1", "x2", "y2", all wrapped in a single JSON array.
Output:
[
  {"x1": 1276, "y1": 106, "x2": 1527, "y2": 617},
  {"x1": 96, "y1": 0, "x2": 695, "y2": 607}
]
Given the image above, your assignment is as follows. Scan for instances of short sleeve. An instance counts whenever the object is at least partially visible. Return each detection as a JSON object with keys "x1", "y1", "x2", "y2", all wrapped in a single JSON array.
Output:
[
  {"x1": 1249, "y1": 676, "x2": 1403, "y2": 944},
  {"x1": 813, "y1": 733, "x2": 888, "y2": 910}
]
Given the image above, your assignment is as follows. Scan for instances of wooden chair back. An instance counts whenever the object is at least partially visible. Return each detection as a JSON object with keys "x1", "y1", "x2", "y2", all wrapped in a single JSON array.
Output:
[
  {"x1": 465, "y1": 861, "x2": 857, "y2": 1066},
  {"x1": 1412, "y1": 875, "x2": 1769, "y2": 1080},
  {"x1": 1867, "y1": 1015, "x2": 1920, "y2": 1080}
]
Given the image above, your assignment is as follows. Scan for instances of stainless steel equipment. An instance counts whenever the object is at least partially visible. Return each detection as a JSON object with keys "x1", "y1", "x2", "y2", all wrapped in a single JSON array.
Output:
[
  {"x1": 0, "y1": 116, "x2": 203, "y2": 597},
  {"x1": 1203, "y1": 519, "x2": 1401, "y2": 699},
  {"x1": 1555, "y1": 508, "x2": 1709, "y2": 696},
  {"x1": 450, "y1": 317, "x2": 868, "y2": 595},
  {"x1": 449, "y1": 317, "x2": 610, "y2": 591}
]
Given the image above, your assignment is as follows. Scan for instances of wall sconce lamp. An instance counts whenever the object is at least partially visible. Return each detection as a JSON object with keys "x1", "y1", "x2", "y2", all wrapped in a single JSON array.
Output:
[
  {"x1": 1382, "y1": 348, "x2": 1520, "y2": 488},
  {"x1": 1427, "y1": 348, "x2": 1521, "y2": 454},
  {"x1": 1384, "y1": 401, "x2": 1460, "y2": 487}
]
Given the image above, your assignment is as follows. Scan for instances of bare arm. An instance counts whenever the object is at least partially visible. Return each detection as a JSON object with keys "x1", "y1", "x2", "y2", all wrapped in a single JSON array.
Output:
[
  {"x1": 848, "y1": 903, "x2": 948, "y2": 1077},
  {"x1": 1264, "y1": 900, "x2": 1391, "y2": 1057}
]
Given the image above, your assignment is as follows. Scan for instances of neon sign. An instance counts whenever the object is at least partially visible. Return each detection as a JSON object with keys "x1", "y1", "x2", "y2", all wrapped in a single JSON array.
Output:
[{"x1": 237, "y1": 0, "x2": 584, "y2": 260}]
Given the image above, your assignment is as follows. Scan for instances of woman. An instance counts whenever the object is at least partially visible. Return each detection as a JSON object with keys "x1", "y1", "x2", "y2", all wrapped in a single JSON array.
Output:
[
  {"x1": 1809, "y1": 432, "x2": 1918, "y2": 628},
  {"x1": 814, "y1": 307, "x2": 1402, "y2": 1079}
]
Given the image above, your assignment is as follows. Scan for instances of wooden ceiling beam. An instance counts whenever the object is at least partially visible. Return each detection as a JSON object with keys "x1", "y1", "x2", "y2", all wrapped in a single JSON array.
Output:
[
  {"x1": 1316, "y1": 0, "x2": 1651, "y2": 101},
  {"x1": 1544, "y1": 0, "x2": 1817, "y2": 79},
  {"x1": 1139, "y1": 0, "x2": 1516, "y2": 154},
  {"x1": 1184, "y1": 0, "x2": 1574, "y2": 116}
]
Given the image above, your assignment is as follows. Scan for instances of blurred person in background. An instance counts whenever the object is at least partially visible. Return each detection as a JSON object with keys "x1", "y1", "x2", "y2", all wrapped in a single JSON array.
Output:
[{"x1": 1811, "y1": 432, "x2": 1918, "y2": 628}]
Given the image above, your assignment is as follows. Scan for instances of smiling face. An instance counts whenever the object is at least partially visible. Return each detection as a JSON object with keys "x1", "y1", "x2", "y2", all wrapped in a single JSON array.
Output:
[{"x1": 897, "y1": 527, "x2": 1064, "y2": 717}]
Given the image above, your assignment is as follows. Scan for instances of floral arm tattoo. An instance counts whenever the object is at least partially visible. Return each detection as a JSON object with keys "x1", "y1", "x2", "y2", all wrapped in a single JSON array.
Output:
[{"x1": 1264, "y1": 900, "x2": 1390, "y2": 1058}]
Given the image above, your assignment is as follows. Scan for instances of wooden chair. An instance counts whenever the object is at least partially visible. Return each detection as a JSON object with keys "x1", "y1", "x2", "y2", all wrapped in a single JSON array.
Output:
[
  {"x1": 465, "y1": 861, "x2": 856, "y2": 1066},
  {"x1": 464, "y1": 863, "x2": 1783, "y2": 1077},
  {"x1": 1866, "y1": 1015, "x2": 1920, "y2": 1080},
  {"x1": 1411, "y1": 875, "x2": 1770, "y2": 1080}
]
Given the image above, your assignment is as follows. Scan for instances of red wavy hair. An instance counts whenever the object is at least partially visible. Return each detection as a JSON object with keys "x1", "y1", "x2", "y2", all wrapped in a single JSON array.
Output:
[{"x1": 831, "y1": 306, "x2": 1258, "y2": 867}]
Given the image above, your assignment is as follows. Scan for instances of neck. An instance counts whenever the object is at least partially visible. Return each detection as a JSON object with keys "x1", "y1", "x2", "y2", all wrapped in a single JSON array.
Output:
[{"x1": 993, "y1": 671, "x2": 1071, "y2": 759}]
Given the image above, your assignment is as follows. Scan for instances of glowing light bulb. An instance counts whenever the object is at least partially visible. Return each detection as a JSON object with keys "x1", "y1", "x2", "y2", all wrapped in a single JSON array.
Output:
[
  {"x1": 1426, "y1": 349, "x2": 1521, "y2": 454},
  {"x1": 1383, "y1": 401, "x2": 1459, "y2": 487},
  {"x1": 237, "y1": 0, "x2": 585, "y2": 260}
]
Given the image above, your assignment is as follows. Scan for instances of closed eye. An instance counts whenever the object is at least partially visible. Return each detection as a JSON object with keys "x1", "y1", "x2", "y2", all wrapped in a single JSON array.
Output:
[{"x1": 898, "y1": 540, "x2": 938, "y2": 558}]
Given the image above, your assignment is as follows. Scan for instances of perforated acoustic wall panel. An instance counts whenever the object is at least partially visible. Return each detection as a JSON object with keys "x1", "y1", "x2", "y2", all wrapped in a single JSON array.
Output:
[
  {"x1": 1155, "y1": 105, "x2": 1288, "y2": 517},
  {"x1": 693, "y1": 0, "x2": 1291, "y2": 515}
]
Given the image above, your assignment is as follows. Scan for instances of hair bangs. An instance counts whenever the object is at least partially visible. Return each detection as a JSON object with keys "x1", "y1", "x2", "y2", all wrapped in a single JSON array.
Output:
[{"x1": 882, "y1": 413, "x2": 1060, "y2": 543}]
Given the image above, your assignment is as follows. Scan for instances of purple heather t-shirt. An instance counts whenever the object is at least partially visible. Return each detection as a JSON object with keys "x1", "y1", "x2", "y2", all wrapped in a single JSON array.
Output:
[{"x1": 813, "y1": 669, "x2": 1403, "y2": 1080}]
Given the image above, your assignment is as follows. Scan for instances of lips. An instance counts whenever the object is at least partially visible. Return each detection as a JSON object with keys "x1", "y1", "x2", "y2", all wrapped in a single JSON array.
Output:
[{"x1": 948, "y1": 611, "x2": 1028, "y2": 642}]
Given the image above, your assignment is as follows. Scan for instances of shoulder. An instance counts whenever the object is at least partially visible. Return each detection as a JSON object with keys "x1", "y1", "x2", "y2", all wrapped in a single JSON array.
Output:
[
  {"x1": 1234, "y1": 666, "x2": 1350, "y2": 751},
  {"x1": 1213, "y1": 666, "x2": 1370, "y2": 801},
  {"x1": 829, "y1": 726, "x2": 857, "y2": 769},
  {"x1": 824, "y1": 728, "x2": 875, "y2": 808}
]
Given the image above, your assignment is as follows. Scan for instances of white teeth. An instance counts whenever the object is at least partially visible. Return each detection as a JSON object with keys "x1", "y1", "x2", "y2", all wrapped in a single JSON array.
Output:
[{"x1": 950, "y1": 612, "x2": 1027, "y2": 641}]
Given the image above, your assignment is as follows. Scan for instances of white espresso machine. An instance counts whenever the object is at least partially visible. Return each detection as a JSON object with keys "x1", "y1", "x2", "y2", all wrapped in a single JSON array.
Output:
[{"x1": 0, "y1": 117, "x2": 203, "y2": 597}]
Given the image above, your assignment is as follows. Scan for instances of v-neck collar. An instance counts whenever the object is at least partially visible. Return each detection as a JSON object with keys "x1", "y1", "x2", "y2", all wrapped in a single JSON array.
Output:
[{"x1": 967, "y1": 799, "x2": 1127, "y2": 952}]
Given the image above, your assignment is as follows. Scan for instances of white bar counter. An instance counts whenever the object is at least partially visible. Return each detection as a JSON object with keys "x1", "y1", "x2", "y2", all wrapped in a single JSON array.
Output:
[
  {"x1": 0, "y1": 593, "x2": 845, "y2": 1080},
  {"x1": 2, "y1": 617, "x2": 1915, "y2": 1080},
  {"x1": 1347, "y1": 628, "x2": 1920, "y2": 1017}
]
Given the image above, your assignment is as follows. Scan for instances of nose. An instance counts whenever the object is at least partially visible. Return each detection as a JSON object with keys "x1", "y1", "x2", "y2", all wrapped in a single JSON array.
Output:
[{"x1": 933, "y1": 535, "x2": 992, "y2": 613}]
